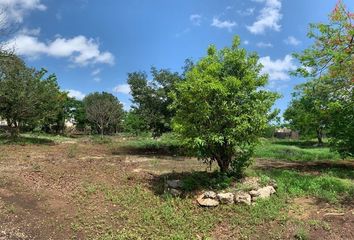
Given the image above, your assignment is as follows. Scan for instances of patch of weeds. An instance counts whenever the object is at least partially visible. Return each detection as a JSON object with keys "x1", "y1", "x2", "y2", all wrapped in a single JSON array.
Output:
[
  {"x1": 294, "y1": 227, "x2": 309, "y2": 240},
  {"x1": 260, "y1": 169, "x2": 354, "y2": 203},
  {"x1": 180, "y1": 171, "x2": 234, "y2": 192},
  {"x1": 91, "y1": 136, "x2": 112, "y2": 145},
  {"x1": 67, "y1": 144, "x2": 78, "y2": 158},
  {"x1": 32, "y1": 163, "x2": 41, "y2": 172},
  {"x1": 5, "y1": 204, "x2": 16, "y2": 214}
]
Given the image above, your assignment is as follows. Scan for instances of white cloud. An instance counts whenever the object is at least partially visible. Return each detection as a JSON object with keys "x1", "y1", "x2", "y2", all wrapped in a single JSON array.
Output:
[
  {"x1": 18, "y1": 27, "x2": 41, "y2": 36},
  {"x1": 247, "y1": 0, "x2": 282, "y2": 34},
  {"x1": 190, "y1": 14, "x2": 202, "y2": 26},
  {"x1": 237, "y1": 8, "x2": 255, "y2": 16},
  {"x1": 5, "y1": 34, "x2": 115, "y2": 66},
  {"x1": 67, "y1": 89, "x2": 85, "y2": 100},
  {"x1": 243, "y1": 40, "x2": 249, "y2": 45},
  {"x1": 113, "y1": 84, "x2": 130, "y2": 94},
  {"x1": 91, "y1": 68, "x2": 101, "y2": 76},
  {"x1": 284, "y1": 36, "x2": 301, "y2": 46},
  {"x1": 211, "y1": 17, "x2": 236, "y2": 32},
  {"x1": 93, "y1": 77, "x2": 101, "y2": 82},
  {"x1": 0, "y1": 0, "x2": 46, "y2": 24},
  {"x1": 256, "y1": 42, "x2": 273, "y2": 48},
  {"x1": 259, "y1": 54, "x2": 296, "y2": 81}
]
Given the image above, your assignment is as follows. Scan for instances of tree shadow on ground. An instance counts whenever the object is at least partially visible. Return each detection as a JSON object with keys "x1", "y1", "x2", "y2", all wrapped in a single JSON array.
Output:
[
  {"x1": 111, "y1": 146, "x2": 186, "y2": 158},
  {"x1": 255, "y1": 159, "x2": 354, "y2": 180},
  {"x1": 272, "y1": 140, "x2": 328, "y2": 149},
  {"x1": 0, "y1": 135, "x2": 55, "y2": 145},
  {"x1": 146, "y1": 170, "x2": 235, "y2": 198}
]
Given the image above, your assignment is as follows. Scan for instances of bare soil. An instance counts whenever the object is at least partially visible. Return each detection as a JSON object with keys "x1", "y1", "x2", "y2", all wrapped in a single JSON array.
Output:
[{"x1": 0, "y1": 139, "x2": 353, "y2": 239}]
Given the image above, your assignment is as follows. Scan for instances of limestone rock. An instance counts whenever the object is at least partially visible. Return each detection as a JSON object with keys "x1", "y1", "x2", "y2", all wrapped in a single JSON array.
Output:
[
  {"x1": 197, "y1": 194, "x2": 219, "y2": 207},
  {"x1": 166, "y1": 179, "x2": 182, "y2": 189},
  {"x1": 169, "y1": 188, "x2": 182, "y2": 197},
  {"x1": 249, "y1": 186, "x2": 276, "y2": 200},
  {"x1": 217, "y1": 192, "x2": 234, "y2": 204},
  {"x1": 204, "y1": 191, "x2": 217, "y2": 199},
  {"x1": 234, "y1": 191, "x2": 252, "y2": 205}
]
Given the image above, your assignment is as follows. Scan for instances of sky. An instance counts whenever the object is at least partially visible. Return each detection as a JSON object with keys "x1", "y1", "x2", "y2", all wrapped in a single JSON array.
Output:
[{"x1": 1, "y1": 0, "x2": 353, "y2": 113}]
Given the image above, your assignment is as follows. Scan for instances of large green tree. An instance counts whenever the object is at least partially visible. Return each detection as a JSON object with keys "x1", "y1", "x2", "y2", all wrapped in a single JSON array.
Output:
[
  {"x1": 171, "y1": 36, "x2": 279, "y2": 175},
  {"x1": 83, "y1": 92, "x2": 124, "y2": 138},
  {"x1": 291, "y1": 1, "x2": 353, "y2": 157},
  {"x1": 0, "y1": 55, "x2": 63, "y2": 137},
  {"x1": 127, "y1": 67, "x2": 183, "y2": 137}
]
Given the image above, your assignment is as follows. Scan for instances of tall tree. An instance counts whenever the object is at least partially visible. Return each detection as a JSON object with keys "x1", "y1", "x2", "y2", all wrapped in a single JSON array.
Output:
[
  {"x1": 127, "y1": 67, "x2": 183, "y2": 137},
  {"x1": 0, "y1": 55, "x2": 62, "y2": 137},
  {"x1": 171, "y1": 36, "x2": 279, "y2": 175},
  {"x1": 291, "y1": 0, "x2": 353, "y2": 156},
  {"x1": 83, "y1": 92, "x2": 124, "y2": 138}
]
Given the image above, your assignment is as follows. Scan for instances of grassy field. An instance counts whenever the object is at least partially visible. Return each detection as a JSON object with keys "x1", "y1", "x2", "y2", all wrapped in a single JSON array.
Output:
[{"x1": 0, "y1": 133, "x2": 353, "y2": 239}]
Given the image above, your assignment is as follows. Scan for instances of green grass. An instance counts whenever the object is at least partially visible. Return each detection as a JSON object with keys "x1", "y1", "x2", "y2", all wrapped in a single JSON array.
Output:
[
  {"x1": 111, "y1": 133, "x2": 185, "y2": 156},
  {"x1": 254, "y1": 138, "x2": 341, "y2": 161}
]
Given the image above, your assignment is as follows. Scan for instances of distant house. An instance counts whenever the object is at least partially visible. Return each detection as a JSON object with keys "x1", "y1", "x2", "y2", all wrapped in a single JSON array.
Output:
[
  {"x1": 274, "y1": 127, "x2": 299, "y2": 139},
  {"x1": 0, "y1": 118, "x2": 7, "y2": 127}
]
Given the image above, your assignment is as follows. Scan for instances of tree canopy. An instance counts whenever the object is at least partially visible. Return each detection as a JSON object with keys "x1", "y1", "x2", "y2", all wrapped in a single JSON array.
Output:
[{"x1": 171, "y1": 36, "x2": 279, "y2": 175}]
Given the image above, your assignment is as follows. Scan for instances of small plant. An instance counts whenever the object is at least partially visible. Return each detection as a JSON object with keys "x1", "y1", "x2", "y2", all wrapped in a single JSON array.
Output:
[{"x1": 67, "y1": 144, "x2": 78, "y2": 158}]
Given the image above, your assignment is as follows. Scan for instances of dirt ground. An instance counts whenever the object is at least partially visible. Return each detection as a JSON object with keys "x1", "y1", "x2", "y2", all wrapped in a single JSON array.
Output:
[{"x1": 0, "y1": 139, "x2": 353, "y2": 239}]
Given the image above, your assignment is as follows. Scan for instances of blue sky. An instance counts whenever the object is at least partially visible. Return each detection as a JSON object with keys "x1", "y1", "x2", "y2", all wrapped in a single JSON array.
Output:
[{"x1": 2, "y1": 0, "x2": 353, "y2": 113}]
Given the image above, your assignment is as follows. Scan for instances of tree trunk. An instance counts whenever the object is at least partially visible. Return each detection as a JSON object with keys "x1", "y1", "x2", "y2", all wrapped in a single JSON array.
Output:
[
  {"x1": 100, "y1": 127, "x2": 104, "y2": 139},
  {"x1": 316, "y1": 129, "x2": 323, "y2": 145},
  {"x1": 215, "y1": 156, "x2": 231, "y2": 173}
]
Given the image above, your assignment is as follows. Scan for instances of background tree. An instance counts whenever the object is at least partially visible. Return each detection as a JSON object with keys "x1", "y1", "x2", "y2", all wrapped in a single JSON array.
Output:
[
  {"x1": 0, "y1": 55, "x2": 62, "y2": 137},
  {"x1": 127, "y1": 67, "x2": 183, "y2": 137},
  {"x1": 83, "y1": 92, "x2": 124, "y2": 138},
  {"x1": 123, "y1": 110, "x2": 148, "y2": 136},
  {"x1": 171, "y1": 36, "x2": 279, "y2": 175},
  {"x1": 284, "y1": 82, "x2": 330, "y2": 144},
  {"x1": 291, "y1": 0, "x2": 353, "y2": 157}
]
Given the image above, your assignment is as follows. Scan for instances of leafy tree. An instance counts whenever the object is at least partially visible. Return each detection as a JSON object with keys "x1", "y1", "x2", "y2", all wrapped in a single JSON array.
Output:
[
  {"x1": 127, "y1": 67, "x2": 183, "y2": 137},
  {"x1": 83, "y1": 92, "x2": 124, "y2": 138},
  {"x1": 123, "y1": 110, "x2": 148, "y2": 136},
  {"x1": 284, "y1": 82, "x2": 330, "y2": 144},
  {"x1": 0, "y1": 55, "x2": 62, "y2": 137},
  {"x1": 291, "y1": 1, "x2": 353, "y2": 156},
  {"x1": 171, "y1": 36, "x2": 279, "y2": 175}
]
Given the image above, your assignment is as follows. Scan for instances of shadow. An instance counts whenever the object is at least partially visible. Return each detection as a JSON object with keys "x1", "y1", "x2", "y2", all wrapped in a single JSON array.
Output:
[
  {"x1": 0, "y1": 135, "x2": 55, "y2": 145},
  {"x1": 111, "y1": 145, "x2": 187, "y2": 158},
  {"x1": 271, "y1": 140, "x2": 328, "y2": 149},
  {"x1": 255, "y1": 159, "x2": 354, "y2": 180},
  {"x1": 146, "y1": 170, "x2": 235, "y2": 198}
]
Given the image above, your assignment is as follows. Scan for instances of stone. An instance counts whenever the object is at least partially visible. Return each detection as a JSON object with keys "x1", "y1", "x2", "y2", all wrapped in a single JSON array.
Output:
[
  {"x1": 217, "y1": 192, "x2": 234, "y2": 204},
  {"x1": 269, "y1": 179, "x2": 278, "y2": 189},
  {"x1": 204, "y1": 191, "x2": 217, "y2": 199},
  {"x1": 197, "y1": 194, "x2": 219, "y2": 207},
  {"x1": 166, "y1": 179, "x2": 182, "y2": 189},
  {"x1": 234, "y1": 191, "x2": 252, "y2": 205},
  {"x1": 249, "y1": 186, "x2": 276, "y2": 201},
  {"x1": 240, "y1": 177, "x2": 260, "y2": 190},
  {"x1": 169, "y1": 188, "x2": 182, "y2": 197}
]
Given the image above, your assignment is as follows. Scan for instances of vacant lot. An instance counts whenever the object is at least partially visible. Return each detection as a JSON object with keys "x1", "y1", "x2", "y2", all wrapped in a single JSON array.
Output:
[{"x1": 0, "y1": 135, "x2": 353, "y2": 239}]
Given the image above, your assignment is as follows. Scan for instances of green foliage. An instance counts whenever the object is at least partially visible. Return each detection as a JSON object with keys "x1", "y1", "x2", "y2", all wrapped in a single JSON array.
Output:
[
  {"x1": 254, "y1": 139, "x2": 341, "y2": 161},
  {"x1": 123, "y1": 110, "x2": 148, "y2": 135},
  {"x1": 291, "y1": 2, "x2": 353, "y2": 157},
  {"x1": 127, "y1": 67, "x2": 183, "y2": 137},
  {"x1": 83, "y1": 92, "x2": 124, "y2": 137},
  {"x1": 0, "y1": 55, "x2": 64, "y2": 137},
  {"x1": 171, "y1": 36, "x2": 279, "y2": 174}
]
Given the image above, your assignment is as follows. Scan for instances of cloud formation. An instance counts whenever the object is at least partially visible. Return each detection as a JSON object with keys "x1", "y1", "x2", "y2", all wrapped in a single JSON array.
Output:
[
  {"x1": 247, "y1": 0, "x2": 282, "y2": 34},
  {"x1": 67, "y1": 89, "x2": 85, "y2": 100},
  {"x1": 190, "y1": 14, "x2": 202, "y2": 26},
  {"x1": 211, "y1": 17, "x2": 236, "y2": 32},
  {"x1": 5, "y1": 34, "x2": 115, "y2": 66},
  {"x1": 259, "y1": 54, "x2": 296, "y2": 81},
  {"x1": 256, "y1": 42, "x2": 273, "y2": 48},
  {"x1": 284, "y1": 36, "x2": 301, "y2": 46},
  {"x1": 0, "y1": 0, "x2": 46, "y2": 24},
  {"x1": 113, "y1": 84, "x2": 130, "y2": 94}
]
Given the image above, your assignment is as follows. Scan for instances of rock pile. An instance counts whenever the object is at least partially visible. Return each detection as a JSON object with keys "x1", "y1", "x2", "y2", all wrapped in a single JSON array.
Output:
[{"x1": 165, "y1": 177, "x2": 277, "y2": 207}]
